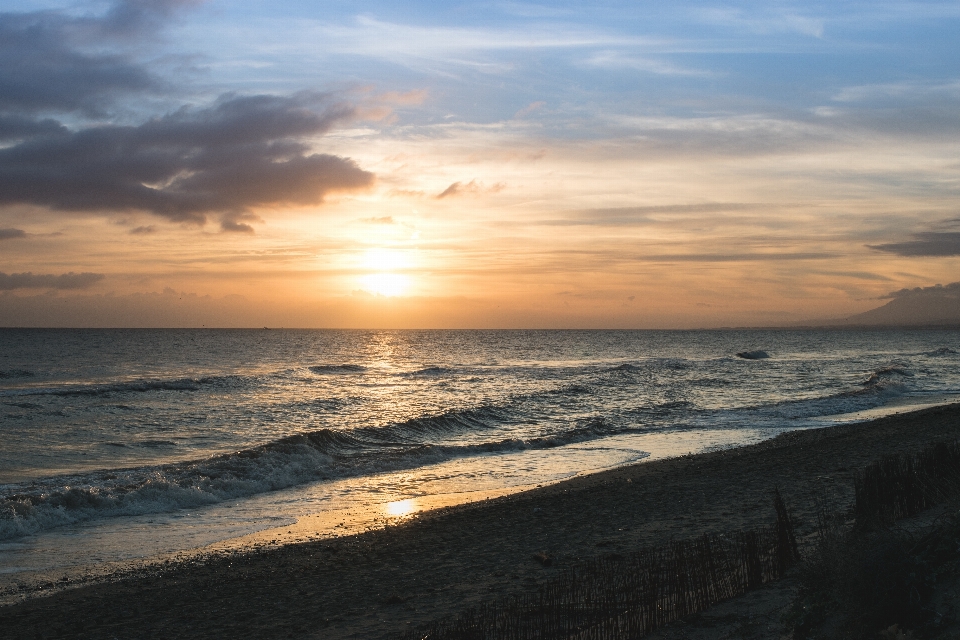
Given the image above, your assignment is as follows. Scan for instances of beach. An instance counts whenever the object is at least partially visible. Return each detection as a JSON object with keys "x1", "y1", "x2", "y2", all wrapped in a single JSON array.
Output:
[{"x1": 2, "y1": 403, "x2": 958, "y2": 639}]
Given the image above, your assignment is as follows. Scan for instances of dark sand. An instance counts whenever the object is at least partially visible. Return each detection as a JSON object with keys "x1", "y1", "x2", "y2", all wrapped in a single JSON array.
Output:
[{"x1": 2, "y1": 404, "x2": 959, "y2": 639}]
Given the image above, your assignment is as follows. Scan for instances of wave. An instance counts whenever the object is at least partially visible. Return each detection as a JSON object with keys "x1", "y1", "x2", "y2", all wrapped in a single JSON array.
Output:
[
  {"x1": 863, "y1": 365, "x2": 912, "y2": 387},
  {"x1": 0, "y1": 374, "x2": 245, "y2": 398},
  {"x1": 736, "y1": 350, "x2": 770, "y2": 360},
  {"x1": 545, "y1": 383, "x2": 592, "y2": 396},
  {"x1": 4, "y1": 401, "x2": 40, "y2": 409},
  {"x1": 925, "y1": 347, "x2": 957, "y2": 357},
  {"x1": 0, "y1": 406, "x2": 637, "y2": 541},
  {"x1": 0, "y1": 368, "x2": 33, "y2": 379},
  {"x1": 603, "y1": 358, "x2": 689, "y2": 375},
  {"x1": 402, "y1": 366, "x2": 453, "y2": 377},
  {"x1": 725, "y1": 366, "x2": 913, "y2": 422},
  {"x1": 308, "y1": 364, "x2": 367, "y2": 375}
]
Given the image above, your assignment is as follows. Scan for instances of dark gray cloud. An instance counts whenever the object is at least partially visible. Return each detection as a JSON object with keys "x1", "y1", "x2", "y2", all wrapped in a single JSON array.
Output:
[
  {"x1": 97, "y1": 0, "x2": 202, "y2": 37},
  {"x1": 0, "y1": 227, "x2": 25, "y2": 240},
  {"x1": 0, "y1": 116, "x2": 66, "y2": 141},
  {"x1": 0, "y1": 2, "x2": 375, "y2": 230},
  {"x1": 883, "y1": 281, "x2": 960, "y2": 300},
  {"x1": 868, "y1": 232, "x2": 960, "y2": 256},
  {"x1": 0, "y1": 93, "x2": 375, "y2": 224},
  {"x1": 0, "y1": 271, "x2": 105, "y2": 290},
  {"x1": 0, "y1": 1, "x2": 191, "y2": 116}
]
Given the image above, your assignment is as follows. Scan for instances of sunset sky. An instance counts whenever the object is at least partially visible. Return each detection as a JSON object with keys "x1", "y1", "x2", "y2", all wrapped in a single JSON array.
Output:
[{"x1": 1, "y1": 0, "x2": 958, "y2": 328}]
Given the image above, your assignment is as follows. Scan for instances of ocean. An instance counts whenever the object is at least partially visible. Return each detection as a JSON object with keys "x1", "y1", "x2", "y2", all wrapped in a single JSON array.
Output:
[{"x1": 1, "y1": 328, "x2": 958, "y2": 583}]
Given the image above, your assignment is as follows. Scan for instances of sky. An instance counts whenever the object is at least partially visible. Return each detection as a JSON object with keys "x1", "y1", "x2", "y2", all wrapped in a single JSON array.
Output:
[{"x1": 0, "y1": 0, "x2": 958, "y2": 328}]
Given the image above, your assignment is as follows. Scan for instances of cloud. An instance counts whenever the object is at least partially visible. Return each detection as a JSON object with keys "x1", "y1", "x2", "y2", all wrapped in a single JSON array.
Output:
[
  {"x1": 832, "y1": 81, "x2": 960, "y2": 104},
  {"x1": 0, "y1": 227, "x2": 25, "y2": 240},
  {"x1": 97, "y1": 0, "x2": 203, "y2": 37},
  {"x1": 0, "y1": 116, "x2": 67, "y2": 141},
  {"x1": 220, "y1": 213, "x2": 258, "y2": 233},
  {"x1": 868, "y1": 232, "x2": 960, "y2": 257},
  {"x1": 0, "y1": 1, "x2": 198, "y2": 117},
  {"x1": 580, "y1": 51, "x2": 708, "y2": 76},
  {"x1": 130, "y1": 225, "x2": 156, "y2": 234},
  {"x1": 0, "y1": 271, "x2": 105, "y2": 290},
  {"x1": 314, "y1": 16, "x2": 661, "y2": 62},
  {"x1": 0, "y1": 92, "x2": 374, "y2": 224},
  {"x1": 436, "y1": 180, "x2": 505, "y2": 199},
  {"x1": 360, "y1": 216, "x2": 395, "y2": 224},
  {"x1": 640, "y1": 252, "x2": 830, "y2": 263},
  {"x1": 373, "y1": 89, "x2": 428, "y2": 106},
  {"x1": 883, "y1": 282, "x2": 960, "y2": 300},
  {"x1": 0, "y1": 2, "x2": 377, "y2": 233},
  {"x1": 843, "y1": 281, "x2": 960, "y2": 325},
  {"x1": 540, "y1": 203, "x2": 765, "y2": 226},
  {"x1": 698, "y1": 8, "x2": 824, "y2": 38},
  {"x1": 514, "y1": 101, "x2": 545, "y2": 119}
]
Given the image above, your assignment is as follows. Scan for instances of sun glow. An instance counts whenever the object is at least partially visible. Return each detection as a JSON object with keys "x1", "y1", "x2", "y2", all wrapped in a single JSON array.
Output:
[
  {"x1": 362, "y1": 272, "x2": 409, "y2": 296},
  {"x1": 360, "y1": 248, "x2": 411, "y2": 296}
]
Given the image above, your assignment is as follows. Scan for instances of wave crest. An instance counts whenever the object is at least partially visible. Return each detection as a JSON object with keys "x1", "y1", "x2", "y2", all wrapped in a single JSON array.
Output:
[
  {"x1": 308, "y1": 364, "x2": 367, "y2": 375},
  {"x1": 864, "y1": 366, "x2": 912, "y2": 387},
  {"x1": 0, "y1": 375, "x2": 244, "y2": 398},
  {"x1": 0, "y1": 404, "x2": 634, "y2": 541},
  {"x1": 736, "y1": 350, "x2": 770, "y2": 360}
]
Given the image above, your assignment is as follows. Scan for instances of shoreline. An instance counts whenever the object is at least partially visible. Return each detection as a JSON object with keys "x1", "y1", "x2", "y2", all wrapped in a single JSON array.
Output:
[
  {"x1": 5, "y1": 391, "x2": 949, "y2": 593},
  {"x1": 3, "y1": 402, "x2": 960, "y2": 638}
]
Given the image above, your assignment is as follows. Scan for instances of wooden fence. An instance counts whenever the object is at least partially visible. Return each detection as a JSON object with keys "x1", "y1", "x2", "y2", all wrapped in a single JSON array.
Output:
[
  {"x1": 855, "y1": 440, "x2": 960, "y2": 526},
  {"x1": 400, "y1": 491, "x2": 798, "y2": 640}
]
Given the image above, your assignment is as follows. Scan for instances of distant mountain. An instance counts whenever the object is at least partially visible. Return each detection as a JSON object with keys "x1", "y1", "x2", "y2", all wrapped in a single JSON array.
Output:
[{"x1": 840, "y1": 282, "x2": 960, "y2": 326}]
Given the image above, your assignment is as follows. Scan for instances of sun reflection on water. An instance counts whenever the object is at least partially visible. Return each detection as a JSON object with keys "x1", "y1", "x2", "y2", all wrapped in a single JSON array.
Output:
[{"x1": 384, "y1": 498, "x2": 417, "y2": 518}]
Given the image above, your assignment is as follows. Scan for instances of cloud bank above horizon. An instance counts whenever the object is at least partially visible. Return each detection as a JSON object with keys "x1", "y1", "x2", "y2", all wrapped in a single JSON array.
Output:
[{"x1": 1, "y1": 0, "x2": 958, "y2": 327}]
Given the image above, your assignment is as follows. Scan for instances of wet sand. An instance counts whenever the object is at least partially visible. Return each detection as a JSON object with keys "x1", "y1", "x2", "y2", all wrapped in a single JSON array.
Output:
[{"x1": 2, "y1": 404, "x2": 959, "y2": 639}]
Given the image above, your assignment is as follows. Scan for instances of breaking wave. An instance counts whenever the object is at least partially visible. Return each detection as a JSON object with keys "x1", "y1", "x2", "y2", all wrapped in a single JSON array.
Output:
[
  {"x1": 0, "y1": 406, "x2": 638, "y2": 541},
  {"x1": 863, "y1": 366, "x2": 912, "y2": 386},
  {"x1": 728, "y1": 365, "x2": 913, "y2": 421}
]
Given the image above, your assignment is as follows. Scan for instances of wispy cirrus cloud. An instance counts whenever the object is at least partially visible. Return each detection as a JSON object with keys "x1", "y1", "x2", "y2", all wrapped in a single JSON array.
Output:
[
  {"x1": 832, "y1": 81, "x2": 960, "y2": 104},
  {"x1": 697, "y1": 7, "x2": 825, "y2": 37},
  {"x1": 311, "y1": 16, "x2": 671, "y2": 61},
  {"x1": 579, "y1": 50, "x2": 710, "y2": 76}
]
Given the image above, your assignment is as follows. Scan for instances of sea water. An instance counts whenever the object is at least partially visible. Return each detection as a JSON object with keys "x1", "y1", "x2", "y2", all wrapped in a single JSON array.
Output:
[{"x1": 1, "y1": 329, "x2": 959, "y2": 581}]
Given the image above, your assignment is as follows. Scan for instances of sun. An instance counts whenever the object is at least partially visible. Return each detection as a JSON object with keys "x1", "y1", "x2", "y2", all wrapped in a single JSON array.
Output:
[
  {"x1": 360, "y1": 248, "x2": 411, "y2": 296},
  {"x1": 362, "y1": 272, "x2": 409, "y2": 296}
]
